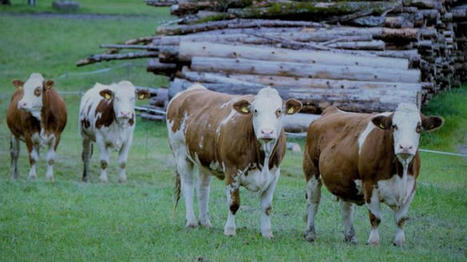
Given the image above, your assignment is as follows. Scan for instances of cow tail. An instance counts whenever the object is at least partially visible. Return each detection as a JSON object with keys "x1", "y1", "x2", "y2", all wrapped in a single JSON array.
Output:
[{"x1": 172, "y1": 170, "x2": 181, "y2": 218}]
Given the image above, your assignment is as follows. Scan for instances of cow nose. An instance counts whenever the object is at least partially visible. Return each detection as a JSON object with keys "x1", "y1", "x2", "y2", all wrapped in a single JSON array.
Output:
[
  {"x1": 259, "y1": 128, "x2": 274, "y2": 141},
  {"x1": 399, "y1": 145, "x2": 413, "y2": 151},
  {"x1": 119, "y1": 112, "x2": 132, "y2": 118}
]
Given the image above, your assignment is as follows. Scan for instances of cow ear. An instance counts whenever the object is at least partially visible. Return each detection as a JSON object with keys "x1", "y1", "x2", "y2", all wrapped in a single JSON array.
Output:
[
  {"x1": 12, "y1": 80, "x2": 24, "y2": 90},
  {"x1": 136, "y1": 90, "x2": 150, "y2": 100},
  {"x1": 421, "y1": 115, "x2": 444, "y2": 132},
  {"x1": 99, "y1": 89, "x2": 114, "y2": 100},
  {"x1": 43, "y1": 80, "x2": 54, "y2": 90},
  {"x1": 233, "y1": 99, "x2": 251, "y2": 115},
  {"x1": 285, "y1": 98, "x2": 302, "y2": 115},
  {"x1": 372, "y1": 115, "x2": 392, "y2": 130}
]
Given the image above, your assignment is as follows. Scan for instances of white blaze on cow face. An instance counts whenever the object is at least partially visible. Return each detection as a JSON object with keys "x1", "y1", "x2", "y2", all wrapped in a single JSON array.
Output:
[
  {"x1": 99, "y1": 81, "x2": 150, "y2": 125},
  {"x1": 372, "y1": 103, "x2": 444, "y2": 164},
  {"x1": 16, "y1": 73, "x2": 53, "y2": 120},
  {"x1": 233, "y1": 87, "x2": 302, "y2": 143}
]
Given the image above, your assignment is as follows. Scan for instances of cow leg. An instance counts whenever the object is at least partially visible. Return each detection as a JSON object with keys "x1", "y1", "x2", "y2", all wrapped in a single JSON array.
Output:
[
  {"x1": 224, "y1": 174, "x2": 240, "y2": 236},
  {"x1": 260, "y1": 168, "x2": 280, "y2": 239},
  {"x1": 96, "y1": 136, "x2": 109, "y2": 183},
  {"x1": 118, "y1": 138, "x2": 132, "y2": 183},
  {"x1": 81, "y1": 138, "x2": 92, "y2": 182},
  {"x1": 365, "y1": 186, "x2": 381, "y2": 245},
  {"x1": 341, "y1": 201, "x2": 357, "y2": 243},
  {"x1": 304, "y1": 175, "x2": 322, "y2": 242},
  {"x1": 45, "y1": 136, "x2": 57, "y2": 181},
  {"x1": 197, "y1": 170, "x2": 212, "y2": 228},
  {"x1": 393, "y1": 190, "x2": 415, "y2": 246},
  {"x1": 10, "y1": 136, "x2": 20, "y2": 179},
  {"x1": 177, "y1": 158, "x2": 197, "y2": 228},
  {"x1": 25, "y1": 137, "x2": 38, "y2": 179}
]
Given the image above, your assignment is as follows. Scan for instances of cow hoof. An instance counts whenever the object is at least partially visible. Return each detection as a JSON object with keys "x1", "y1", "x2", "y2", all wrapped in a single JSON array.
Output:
[
  {"x1": 262, "y1": 231, "x2": 274, "y2": 239},
  {"x1": 367, "y1": 240, "x2": 380, "y2": 246},
  {"x1": 224, "y1": 227, "x2": 236, "y2": 236},
  {"x1": 186, "y1": 221, "x2": 198, "y2": 228},
  {"x1": 304, "y1": 230, "x2": 316, "y2": 242},
  {"x1": 82, "y1": 176, "x2": 88, "y2": 183},
  {"x1": 199, "y1": 220, "x2": 212, "y2": 228},
  {"x1": 344, "y1": 235, "x2": 358, "y2": 244}
]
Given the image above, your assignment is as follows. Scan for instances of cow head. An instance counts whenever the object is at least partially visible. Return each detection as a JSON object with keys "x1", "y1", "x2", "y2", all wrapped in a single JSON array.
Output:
[
  {"x1": 99, "y1": 81, "x2": 150, "y2": 125},
  {"x1": 233, "y1": 87, "x2": 302, "y2": 143},
  {"x1": 14, "y1": 73, "x2": 54, "y2": 120},
  {"x1": 372, "y1": 103, "x2": 443, "y2": 164}
]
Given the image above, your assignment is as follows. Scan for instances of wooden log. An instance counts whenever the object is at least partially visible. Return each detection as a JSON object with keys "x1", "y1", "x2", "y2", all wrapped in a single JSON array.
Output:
[
  {"x1": 138, "y1": 112, "x2": 165, "y2": 121},
  {"x1": 156, "y1": 19, "x2": 324, "y2": 35},
  {"x1": 169, "y1": 78, "x2": 422, "y2": 112},
  {"x1": 76, "y1": 51, "x2": 158, "y2": 67},
  {"x1": 99, "y1": 44, "x2": 158, "y2": 50},
  {"x1": 135, "y1": 106, "x2": 166, "y2": 115},
  {"x1": 326, "y1": 40, "x2": 385, "y2": 50},
  {"x1": 178, "y1": 41, "x2": 409, "y2": 69},
  {"x1": 146, "y1": 59, "x2": 178, "y2": 76},
  {"x1": 227, "y1": 1, "x2": 398, "y2": 20},
  {"x1": 189, "y1": 57, "x2": 420, "y2": 83},
  {"x1": 158, "y1": 46, "x2": 180, "y2": 63},
  {"x1": 181, "y1": 70, "x2": 423, "y2": 90},
  {"x1": 283, "y1": 113, "x2": 320, "y2": 133},
  {"x1": 124, "y1": 36, "x2": 155, "y2": 45}
]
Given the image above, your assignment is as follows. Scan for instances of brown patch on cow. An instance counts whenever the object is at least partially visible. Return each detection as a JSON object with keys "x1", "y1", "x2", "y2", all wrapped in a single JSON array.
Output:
[
  {"x1": 80, "y1": 118, "x2": 91, "y2": 129},
  {"x1": 421, "y1": 114, "x2": 444, "y2": 131},
  {"x1": 128, "y1": 114, "x2": 134, "y2": 126},
  {"x1": 34, "y1": 87, "x2": 41, "y2": 97},
  {"x1": 48, "y1": 159, "x2": 55, "y2": 165},
  {"x1": 230, "y1": 203, "x2": 240, "y2": 215},
  {"x1": 265, "y1": 206, "x2": 272, "y2": 216},
  {"x1": 101, "y1": 160, "x2": 108, "y2": 169},
  {"x1": 119, "y1": 162, "x2": 126, "y2": 169},
  {"x1": 397, "y1": 217, "x2": 408, "y2": 228},
  {"x1": 95, "y1": 98, "x2": 115, "y2": 128}
]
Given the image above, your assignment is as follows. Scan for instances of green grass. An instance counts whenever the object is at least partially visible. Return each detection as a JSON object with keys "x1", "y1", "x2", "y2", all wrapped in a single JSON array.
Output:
[
  {"x1": 0, "y1": 0, "x2": 170, "y2": 15},
  {"x1": 0, "y1": 5, "x2": 466, "y2": 261}
]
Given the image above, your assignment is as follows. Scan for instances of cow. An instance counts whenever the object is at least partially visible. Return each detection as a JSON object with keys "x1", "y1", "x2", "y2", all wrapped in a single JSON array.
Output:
[
  {"x1": 303, "y1": 103, "x2": 443, "y2": 246},
  {"x1": 6, "y1": 73, "x2": 67, "y2": 181},
  {"x1": 166, "y1": 85, "x2": 302, "y2": 238},
  {"x1": 79, "y1": 81, "x2": 150, "y2": 183}
]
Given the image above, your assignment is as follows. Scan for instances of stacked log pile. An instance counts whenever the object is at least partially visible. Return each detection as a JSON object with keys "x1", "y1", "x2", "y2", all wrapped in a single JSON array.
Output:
[{"x1": 78, "y1": 0, "x2": 465, "y2": 120}]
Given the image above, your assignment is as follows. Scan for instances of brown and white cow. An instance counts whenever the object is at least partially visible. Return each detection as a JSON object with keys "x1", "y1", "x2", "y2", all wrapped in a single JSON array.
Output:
[
  {"x1": 79, "y1": 81, "x2": 150, "y2": 182},
  {"x1": 303, "y1": 104, "x2": 443, "y2": 246},
  {"x1": 6, "y1": 73, "x2": 67, "y2": 180},
  {"x1": 167, "y1": 85, "x2": 302, "y2": 238}
]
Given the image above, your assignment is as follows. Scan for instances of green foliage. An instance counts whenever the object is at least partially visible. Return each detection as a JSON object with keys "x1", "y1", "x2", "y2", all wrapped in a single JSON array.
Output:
[{"x1": 0, "y1": 4, "x2": 466, "y2": 261}]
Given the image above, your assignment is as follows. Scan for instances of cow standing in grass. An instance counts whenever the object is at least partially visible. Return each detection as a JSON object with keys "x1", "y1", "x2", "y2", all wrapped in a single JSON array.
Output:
[
  {"x1": 7, "y1": 73, "x2": 67, "y2": 180},
  {"x1": 79, "y1": 81, "x2": 150, "y2": 182},
  {"x1": 303, "y1": 104, "x2": 443, "y2": 246},
  {"x1": 167, "y1": 85, "x2": 302, "y2": 238}
]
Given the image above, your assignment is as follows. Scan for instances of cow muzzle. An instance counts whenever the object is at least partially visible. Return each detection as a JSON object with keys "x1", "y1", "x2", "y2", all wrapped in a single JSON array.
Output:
[
  {"x1": 396, "y1": 144, "x2": 416, "y2": 161},
  {"x1": 118, "y1": 112, "x2": 133, "y2": 119},
  {"x1": 258, "y1": 128, "x2": 276, "y2": 142}
]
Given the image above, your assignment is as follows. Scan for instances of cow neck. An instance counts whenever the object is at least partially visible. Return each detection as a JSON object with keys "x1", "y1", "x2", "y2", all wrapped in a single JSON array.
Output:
[
  {"x1": 247, "y1": 122, "x2": 279, "y2": 172},
  {"x1": 39, "y1": 89, "x2": 52, "y2": 135}
]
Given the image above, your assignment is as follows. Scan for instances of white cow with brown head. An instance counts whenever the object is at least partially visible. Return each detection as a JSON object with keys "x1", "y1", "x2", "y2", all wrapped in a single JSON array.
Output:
[{"x1": 79, "y1": 81, "x2": 150, "y2": 182}]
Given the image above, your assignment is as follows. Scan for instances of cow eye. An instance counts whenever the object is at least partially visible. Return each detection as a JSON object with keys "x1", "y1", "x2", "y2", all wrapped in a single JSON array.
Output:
[
  {"x1": 392, "y1": 124, "x2": 398, "y2": 130},
  {"x1": 34, "y1": 87, "x2": 41, "y2": 96},
  {"x1": 275, "y1": 109, "x2": 282, "y2": 118},
  {"x1": 416, "y1": 123, "x2": 422, "y2": 133}
]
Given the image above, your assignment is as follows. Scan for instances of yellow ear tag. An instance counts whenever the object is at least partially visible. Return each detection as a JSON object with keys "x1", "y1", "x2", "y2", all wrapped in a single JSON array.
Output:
[
  {"x1": 241, "y1": 107, "x2": 249, "y2": 113},
  {"x1": 18, "y1": 86, "x2": 23, "y2": 90},
  {"x1": 139, "y1": 94, "x2": 145, "y2": 100},
  {"x1": 104, "y1": 93, "x2": 111, "y2": 99},
  {"x1": 288, "y1": 107, "x2": 294, "y2": 114},
  {"x1": 379, "y1": 123, "x2": 384, "y2": 129}
]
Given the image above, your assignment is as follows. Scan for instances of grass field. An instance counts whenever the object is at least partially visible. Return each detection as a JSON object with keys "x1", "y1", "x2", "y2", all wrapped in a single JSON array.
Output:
[{"x1": 0, "y1": 2, "x2": 466, "y2": 261}]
